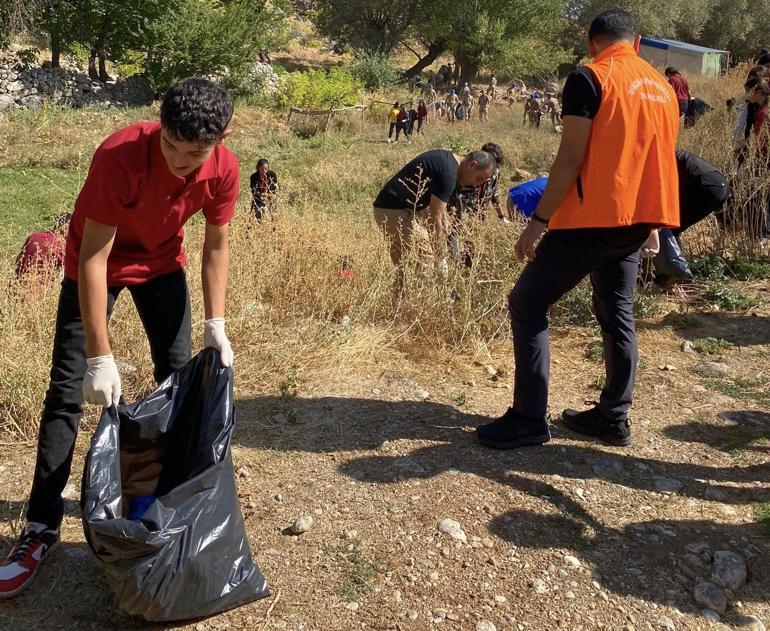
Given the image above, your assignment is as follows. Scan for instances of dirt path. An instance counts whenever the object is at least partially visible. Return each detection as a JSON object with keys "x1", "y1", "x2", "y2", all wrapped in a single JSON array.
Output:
[{"x1": 0, "y1": 309, "x2": 768, "y2": 631}]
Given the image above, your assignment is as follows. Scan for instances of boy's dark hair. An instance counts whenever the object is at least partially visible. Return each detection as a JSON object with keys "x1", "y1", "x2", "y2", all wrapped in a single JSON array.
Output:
[
  {"x1": 758, "y1": 53, "x2": 770, "y2": 66},
  {"x1": 257, "y1": 158, "x2": 269, "y2": 169},
  {"x1": 748, "y1": 65, "x2": 770, "y2": 79},
  {"x1": 466, "y1": 150, "x2": 495, "y2": 171},
  {"x1": 664, "y1": 67, "x2": 679, "y2": 77},
  {"x1": 588, "y1": 10, "x2": 637, "y2": 42},
  {"x1": 481, "y1": 142, "x2": 503, "y2": 165},
  {"x1": 161, "y1": 78, "x2": 234, "y2": 145}
]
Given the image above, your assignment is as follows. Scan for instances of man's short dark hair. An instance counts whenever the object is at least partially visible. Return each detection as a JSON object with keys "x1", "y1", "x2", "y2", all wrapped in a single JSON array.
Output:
[
  {"x1": 758, "y1": 53, "x2": 770, "y2": 67},
  {"x1": 481, "y1": 142, "x2": 503, "y2": 165},
  {"x1": 161, "y1": 78, "x2": 234, "y2": 145},
  {"x1": 664, "y1": 67, "x2": 678, "y2": 77},
  {"x1": 588, "y1": 10, "x2": 637, "y2": 42},
  {"x1": 466, "y1": 150, "x2": 495, "y2": 171}
]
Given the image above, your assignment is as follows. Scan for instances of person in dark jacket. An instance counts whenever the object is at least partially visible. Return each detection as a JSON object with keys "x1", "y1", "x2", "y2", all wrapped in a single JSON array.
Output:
[{"x1": 250, "y1": 158, "x2": 279, "y2": 222}]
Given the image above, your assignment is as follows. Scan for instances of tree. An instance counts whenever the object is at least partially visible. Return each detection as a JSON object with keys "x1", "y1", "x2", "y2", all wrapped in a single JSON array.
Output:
[
  {"x1": 314, "y1": 0, "x2": 420, "y2": 55},
  {"x1": 143, "y1": 0, "x2": 291, "y2": 91},
  {"x1": 443, "y1": 0, "x2": 571, "y2": 83}
]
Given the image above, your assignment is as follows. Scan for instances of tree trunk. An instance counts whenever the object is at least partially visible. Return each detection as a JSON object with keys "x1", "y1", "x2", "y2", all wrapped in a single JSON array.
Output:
[
  {"x1": 51, "y1": 31, "x2": 61, "y2": 68},
  {"x1": 98, "y1": 45, "x2": 109, "y2": 82},
  {"x1": 403, "y1": 39, "x2": 446, "y2": 80},
  {"x1": 455, "y1": 51, "x2": 478, "y2": 85},
  {"x1": 88, "y1": 45, "x2": 99, "y2": 81}
]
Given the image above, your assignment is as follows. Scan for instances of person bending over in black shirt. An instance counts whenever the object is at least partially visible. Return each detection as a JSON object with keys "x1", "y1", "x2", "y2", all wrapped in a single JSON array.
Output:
[{"x1": 372, "y1": 149, "x2": 495, "y2": 287}]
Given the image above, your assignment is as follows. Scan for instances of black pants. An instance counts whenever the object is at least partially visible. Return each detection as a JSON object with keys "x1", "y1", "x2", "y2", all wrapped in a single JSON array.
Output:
[
  {"x1": 508, "y1": 225, "x2": 650, "y2": 421},
  {"x1": 388, "y1": 122, "x2": 397, "y2": 139},
  {"x1": 27, "y1": 269, "x2": 192, "y2": 530}
]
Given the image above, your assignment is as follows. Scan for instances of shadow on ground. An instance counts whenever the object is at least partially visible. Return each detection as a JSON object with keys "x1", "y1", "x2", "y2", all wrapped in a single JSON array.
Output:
[
  {"x1": 237, "y1": 395, "x2": 770, "y2": 611},
  {"x1": 640, "y1": 311, "x2": 770, "y2": 347}
]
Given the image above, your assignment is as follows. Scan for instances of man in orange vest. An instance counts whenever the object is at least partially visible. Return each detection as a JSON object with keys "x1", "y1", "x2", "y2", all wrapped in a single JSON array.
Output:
[{"x1": 477, "y1": 10, "x2": 679, "y2": 449}]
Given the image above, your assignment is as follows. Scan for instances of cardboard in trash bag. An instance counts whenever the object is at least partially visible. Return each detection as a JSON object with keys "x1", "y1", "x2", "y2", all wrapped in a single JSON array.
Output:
[{"x1": 81, "y1": 349, "x2": 269, "y2": 621}]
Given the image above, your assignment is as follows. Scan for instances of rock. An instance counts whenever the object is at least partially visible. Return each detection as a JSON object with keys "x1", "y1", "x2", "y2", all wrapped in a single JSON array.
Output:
[
  {"x1": 733, "y1": 615, "x2": 765, "y2": 631},
  {"x1": 694, "y1": 384, "x2": 708, "y2": 393},
  {"x1": 437, "y1": 518, "x2": 467, "y2": 543},
  {"x1": 529, "y1": 578, "x2": 548, "y2": 594},
  {"x1": 711, "y1": 550, "x2": 747, "y2": 591},
  {"x1": 415, "y1": 388, "x2": 430, "y2": 401},
  {"x1": 654, "y1": 477, "x2": 683, "y2": 493},
  {"x1": 290, "y1": 515, "x2": 314, "y2": 535},
  {"x1": 345, "y1": 601, "x2": 359, "y2": 611},
  {"x1": 340, "y1": 315, "x2": 351, "y2": 329},
  {"x1": 592, "y1": 457, "x2": 623, "y2": 477},
  {"x1": 433, "y1": 609, "x2": 447, "y2": 621},
  {"x1": 406, "y1": 610, "x2": 418, "y2": 621},
  {"x1": 0, "y1": 93, "x2": 14, "y2": 111},
  {"x1": 681, "y1": 340, "x2": 696, "y2": 354},
  {"x1": 395, "y1": 458, "x2": 425, "y2": 474},
  {"x1": 697, "y1": 362, "x2": 731, "y2": 377},
  {"x1": 237, "y1": 466, "x2": 251, "y2": 478},
  {"x1": 693, "y1": 581, "x2": 727, "y2": 614},
  {"x1": 513, "y1": 168, "x2": 533, "y2": 181},
  {"x1": 481, "y1": 538, "x2": 495, "y2": 549},
  {"x1": 563, "y1": 555, "x2": 581, "y2": 568},
  {"x1": 62, "y1": 483, "x2": 79, "y2": 501},
  {"x1": 700, "y1": 609, "x2": 721, "y2": 622},
  {"x1": 658, "y1": 616, "x2": 676, "y2": 630},
  {"x1": 476, "y1": 621, "x2": 496, "y2": 631}
]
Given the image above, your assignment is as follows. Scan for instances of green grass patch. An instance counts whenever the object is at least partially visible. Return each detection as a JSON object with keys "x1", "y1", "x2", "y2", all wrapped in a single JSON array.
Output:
[
  {"x1": 325, "y1": 539, "x2": 380, "y2": 601},
  {"x1": 754, "y1": 502, "x2": 770, "y2": 536},
  {"x1": 585, "y1": 340, "x2": 604, "y2": 362},
  {"x1": 712, "y1": 378, "x2": 770, "y2": 406},
  {"x1": 691, "y1": 254, "x2": 770, "y2": 281},
  {"x1": 692, "y1": 337, "x2": 734, "y2": 354},
  {"x1": 704, "y1": 283, "x2": 762, "y2": 311},
  {"x1": 0, "y1": 167, "x2": 83, "y2": 255}
]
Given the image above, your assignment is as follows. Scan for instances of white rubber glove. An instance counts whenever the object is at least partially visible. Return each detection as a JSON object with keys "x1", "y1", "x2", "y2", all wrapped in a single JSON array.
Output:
[
  {"x1": 83, "y1": 355, "x2": 122, "y2": 407},
  {"x1": 204, "y1": 318, "x2": 234, "y2": 367}
]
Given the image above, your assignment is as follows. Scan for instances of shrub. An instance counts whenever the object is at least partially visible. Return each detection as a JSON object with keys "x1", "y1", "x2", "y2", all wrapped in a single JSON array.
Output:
[
  {"x1": 704, "y1": 283, "x2": 762, "y2": 311},
  {"x1": 278, "y1": 68, "x2": 362, "y2": 109},
  {"x1": 692, "y1": 337, "x2": 733, "y2": 354},
  {"x1": 349, "y1": 53, "x2": 401, "y2": 91}
]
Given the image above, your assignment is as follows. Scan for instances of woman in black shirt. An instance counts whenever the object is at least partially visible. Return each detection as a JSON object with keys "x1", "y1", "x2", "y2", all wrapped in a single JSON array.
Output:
[{"x1": 250, "y1": 158, "x2": 279, "y2": 222}]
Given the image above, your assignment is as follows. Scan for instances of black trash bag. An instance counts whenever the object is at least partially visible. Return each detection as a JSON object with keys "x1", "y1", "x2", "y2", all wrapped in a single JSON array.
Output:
[
  {"x1": 653, "y1": 228, "x2": 694, "y2": 289},
  {"x1": 81, "y1": 349, "x2": 269, "y2": 622}
]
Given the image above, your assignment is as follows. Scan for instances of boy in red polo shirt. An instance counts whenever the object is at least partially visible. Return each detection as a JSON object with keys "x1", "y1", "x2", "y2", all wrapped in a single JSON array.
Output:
[{"x1": 0, "y1": 78, "x2": 239, "y2": 599}]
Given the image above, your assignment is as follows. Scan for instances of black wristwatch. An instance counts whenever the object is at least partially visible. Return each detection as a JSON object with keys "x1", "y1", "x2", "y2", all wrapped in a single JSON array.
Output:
[{"x1": 530, "y1": 213, "x2": 549, "y2": 226}]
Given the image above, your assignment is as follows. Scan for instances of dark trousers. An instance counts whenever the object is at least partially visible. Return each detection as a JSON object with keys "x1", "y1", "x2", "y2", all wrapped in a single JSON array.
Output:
[
  {"x1": 388, "y1": 122, "x2": 397, "y2": 139},
  {"x1": 27, "y1": 269, "x2": 192, "y2": 530},
  {"x1": 508, "y1": 225, "x2": 651, "y2": 421}
]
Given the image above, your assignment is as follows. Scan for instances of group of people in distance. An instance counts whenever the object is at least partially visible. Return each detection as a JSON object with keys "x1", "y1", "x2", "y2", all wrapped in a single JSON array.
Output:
[{"x1": 4, "y1": 7, "x2": 765, "y2": 609}]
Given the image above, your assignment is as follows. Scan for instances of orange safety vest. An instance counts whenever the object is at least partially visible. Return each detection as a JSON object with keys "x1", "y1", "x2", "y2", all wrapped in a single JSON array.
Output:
[{"x1": 549, "y1": 43, "x2": 680, "y2": 230}]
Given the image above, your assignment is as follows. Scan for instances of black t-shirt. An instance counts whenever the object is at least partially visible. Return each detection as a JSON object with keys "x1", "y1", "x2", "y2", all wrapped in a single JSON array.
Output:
[
  {"x1": 374, "y1": 150, "x2": 459, "y2": 211},
  {"x1": 561, "y1": 67, "x2": 602, "y2": 119}
]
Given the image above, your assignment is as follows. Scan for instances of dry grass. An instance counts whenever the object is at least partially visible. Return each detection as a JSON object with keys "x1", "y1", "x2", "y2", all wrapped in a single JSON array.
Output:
[{"x1": 0, "y1": 72, "x2": 768, "y2": 440}]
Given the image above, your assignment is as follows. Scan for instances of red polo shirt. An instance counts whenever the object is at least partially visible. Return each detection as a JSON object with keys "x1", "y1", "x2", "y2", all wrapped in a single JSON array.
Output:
[{"x1": 65, "y1": 122, "x2": 239, "y2": 286}]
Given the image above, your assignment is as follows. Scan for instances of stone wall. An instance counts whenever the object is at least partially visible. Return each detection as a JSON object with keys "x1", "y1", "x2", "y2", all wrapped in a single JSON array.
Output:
[{"x1": 0, "y1": 56, "x2": 154, "y2": 112}]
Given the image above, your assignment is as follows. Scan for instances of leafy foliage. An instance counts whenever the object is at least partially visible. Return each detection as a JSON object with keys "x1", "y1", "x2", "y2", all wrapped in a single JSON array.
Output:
[
  {"x1": 143, "y1": 0, "x2": 290, "y2": 92},
  {"x1": 349, "y1": 52, "x2": 401, "y2": 91},
  {"x1": 278, "y1": 67, "x2": 362, "y2": 109}
]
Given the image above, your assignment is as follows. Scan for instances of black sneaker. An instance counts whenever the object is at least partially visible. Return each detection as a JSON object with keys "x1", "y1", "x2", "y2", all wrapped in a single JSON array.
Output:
[
  {"x1": 476, "y1": 407, "x2": 551, "y2": 449},
  {"x1": 562, "y1": 406, "x2": 632, "y2": 446}
]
